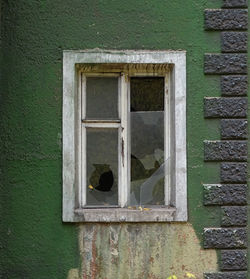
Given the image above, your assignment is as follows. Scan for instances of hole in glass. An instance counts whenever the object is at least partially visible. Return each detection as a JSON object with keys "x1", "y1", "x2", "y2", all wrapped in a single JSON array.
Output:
[{"x1": 86, "y1": 128, "x2": 118, "y2": 206}]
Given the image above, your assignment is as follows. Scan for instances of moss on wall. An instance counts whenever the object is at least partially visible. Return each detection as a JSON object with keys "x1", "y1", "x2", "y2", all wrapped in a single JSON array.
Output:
[{"x1": 0, "y1": 0, "x2": 225, "y2": 278}]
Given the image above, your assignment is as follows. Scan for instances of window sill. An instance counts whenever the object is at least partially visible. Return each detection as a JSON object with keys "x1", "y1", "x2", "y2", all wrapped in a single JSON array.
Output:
[{"x1": 74, "y1": 206, "x2": 176, "y2": 222}]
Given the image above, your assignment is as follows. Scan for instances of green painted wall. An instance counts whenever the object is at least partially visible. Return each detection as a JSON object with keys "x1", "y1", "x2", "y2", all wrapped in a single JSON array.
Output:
[{"x1": 1, "y1": 0, "x2": 246, "y2": 278}]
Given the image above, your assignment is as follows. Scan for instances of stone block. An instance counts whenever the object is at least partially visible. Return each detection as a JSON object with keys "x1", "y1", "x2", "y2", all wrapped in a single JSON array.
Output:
[
  {"x1": 221, "y1": 32, "x2": 247, "y2": 52},
  {"x1": 204, "y1": 54, "x2": 247, "y2": 74},
  {"x1": 205, "y1": 9, "x2": 248, "y2": 30},
  {"x1": 204, "y1": 272, "x2": 247, "y2": 279},
  {"x1": 204, "y1": 141, "x2": 247, "y2": 161},
  {"x1": 204, "y1": 97, "x2": 247, "y2": 118},
  {"x1": 204, "y1": 184, "x2": 247, "y2": 205},
  {"x1": 221, "y1": 206, "x2": 247, "y2": 226},
  {"x1": 204, "y1": 228, "x2": 247, "y2": 248},
  {"x1": 223, "y1": 0, "x2": 248, "y2": 8},
  {"x1": 221, "y1": 75, "x2": 247, "y2": 96},
  {"x1": 221, "y1": 162, "x2": 247, "y2": 182},
  {"x1": 221, "y1": 119, "x2": 247, "y2": 139},
  {"x1": 221, "y1": 250, "x2": 247, "y2": 270}
]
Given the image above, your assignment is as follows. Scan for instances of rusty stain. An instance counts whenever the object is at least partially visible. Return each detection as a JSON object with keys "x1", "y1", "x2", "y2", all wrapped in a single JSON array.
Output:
[
  {"x1": 90, "y1": 229, "x2": 98, "y2": 279},
  {"x1": 121, "y1": 138, "x2": 124, "y2": 167},
  {"x1": 78, "y1": 223, "x2": 218, "y2": 279},
  {"x1": 148, "y1": 273, "x2": 158, "y2": 279},
  {"x1": 149, "y1": 256, "x2": 154, "y2": 264}
]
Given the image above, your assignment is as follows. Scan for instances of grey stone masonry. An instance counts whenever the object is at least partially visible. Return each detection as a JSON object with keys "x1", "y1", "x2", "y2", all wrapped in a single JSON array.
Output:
[
  {"x1": 221, "y1": 75, "x2": 248, "y2": 96},
  {"x1": 204, "y1": 54, "x2": 247, "y2": 74},
  {"x1": 204, "y1": 141, "x2": 247, "y2": 161},
  {"x1": 204, "y1": 272, "x2": 247, "y2": 279},
  {"x1": 204, "y1": 0, "x2": 248, "y2": 278},
  {"x1": 221, "y1": 32, "x2": 247, "y2": 52},
  {"x1": 220, "y1": 162, "x2": 247, "y2": 182},
  {"x1": 221, "y1": 250, "x2": 247, "y2": 270},
  {"x1": 223, "y1": 0, "x2": 248, "y2": 8},
  {"x1": 221, "y1": 119, "x2": 247, "y2": 139},
  {"x1": 204, "y1": 184, "x2": 247, "y2": 205},
  {"x1": 221, "y1": 206, "x2": 247, "y2": 226},
  {"x1": 203, "y1": 228, "x2": 247, "y2": 249},
  {"x1": 205, "y1": 9, "x2": 248, "y2": 30},
  {"x1": 204, "y1": 97, "x2": 247, "y2": 118}
]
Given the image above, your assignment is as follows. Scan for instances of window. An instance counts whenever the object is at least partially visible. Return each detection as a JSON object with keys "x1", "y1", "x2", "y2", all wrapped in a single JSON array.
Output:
[{"x1": 63, "y1": 50, "x2": 187, "y2": 222}]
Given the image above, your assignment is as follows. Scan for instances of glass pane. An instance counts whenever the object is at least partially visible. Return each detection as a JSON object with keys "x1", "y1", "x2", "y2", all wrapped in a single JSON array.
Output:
[
  {"x1": 86, "y1": 77, "x2": 118, "y2": 119},
  {"x1": 130, "y1": 77, "x2": 164, "y2": 112},
  {"x1": 130, "y1": 77, "x2": 165, "y2": 206},
  {"x1": 86, "y1": 128, "x2": 118, "y2": 206}
]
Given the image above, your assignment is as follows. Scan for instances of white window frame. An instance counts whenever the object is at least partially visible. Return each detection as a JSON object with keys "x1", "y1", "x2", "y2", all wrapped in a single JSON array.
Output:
[{"x1": 63, "y1": 49, "x2": 187, "y2": 222}]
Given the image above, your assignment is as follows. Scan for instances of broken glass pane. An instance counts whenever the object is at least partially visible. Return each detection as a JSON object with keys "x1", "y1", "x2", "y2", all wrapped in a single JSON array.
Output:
[
  {"x1": 86, "y1": 128, "x2": 118, "y2": 206},
  {"x1": 86, "y1": 77, "x2": 118, "y2": 119},
  {"x1": 129, "y1": 77, "x2": 165, "y2": 206}
]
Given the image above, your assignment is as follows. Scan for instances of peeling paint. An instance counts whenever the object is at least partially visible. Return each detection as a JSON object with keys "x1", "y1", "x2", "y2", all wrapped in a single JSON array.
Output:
[{"x1": 78, "y1": 223, "x2": 218, "y2": 279}]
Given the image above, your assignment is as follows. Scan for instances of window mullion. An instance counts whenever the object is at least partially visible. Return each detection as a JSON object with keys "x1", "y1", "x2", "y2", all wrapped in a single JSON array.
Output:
[
  {"x1": 80, "y1": 74, "x2": 87, "y2": 207},
  {"x1": 164, "y1": 72, "x2": 171, "y2": 206},
  {"x1": 119, "y1": 73, "x2": 129, "y2": 207},
  {"x1": 81, "y1": 126, "x2": 87, "y2": 207}
]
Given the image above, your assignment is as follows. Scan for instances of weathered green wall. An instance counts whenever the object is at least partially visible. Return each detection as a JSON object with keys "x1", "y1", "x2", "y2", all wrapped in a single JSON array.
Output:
[{"x1": 1, "y1": 0, "x2": 241, "y2": 278}]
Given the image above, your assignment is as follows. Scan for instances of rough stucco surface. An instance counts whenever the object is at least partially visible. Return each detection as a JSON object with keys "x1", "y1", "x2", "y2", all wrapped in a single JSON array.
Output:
[{"x1": 0, "y1": 0, "x2": 232, "y2": 278}]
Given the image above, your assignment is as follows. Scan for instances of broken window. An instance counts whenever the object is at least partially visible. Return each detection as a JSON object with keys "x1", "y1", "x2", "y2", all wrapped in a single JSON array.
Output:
[
  {"x1": 63, "y1": 50, "x2": 187, "y2": 222},
  {"x1": 81, "y1": 71, "x2": 170, "y2": 208}
]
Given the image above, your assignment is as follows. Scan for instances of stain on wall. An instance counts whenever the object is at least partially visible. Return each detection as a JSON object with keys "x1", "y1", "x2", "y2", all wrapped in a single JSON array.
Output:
[
  {"x1": 67, "y1": 269, "x2": 80, "y2": 279},
  {"x1": 78, "y1": 223, "x2": 217, "y2": 279}
]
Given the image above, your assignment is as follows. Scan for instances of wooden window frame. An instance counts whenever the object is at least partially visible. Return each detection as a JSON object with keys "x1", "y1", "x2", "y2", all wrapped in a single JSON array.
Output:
[{"x1": 63, "y1": 49, "x2": 187, "y2": 222}]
